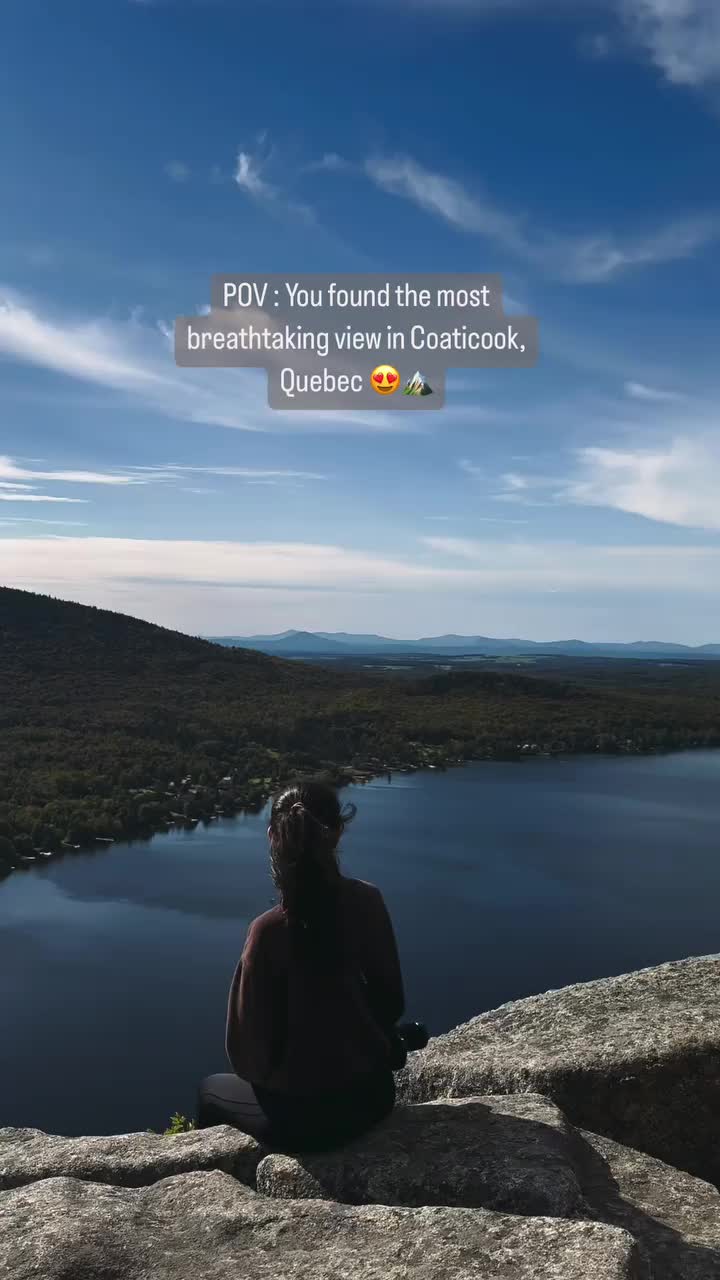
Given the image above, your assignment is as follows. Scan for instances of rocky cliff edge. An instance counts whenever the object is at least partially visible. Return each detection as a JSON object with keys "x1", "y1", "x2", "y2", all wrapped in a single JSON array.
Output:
[{"x1": 2, "y1": 955, "x2": 720, "y2": 1279}]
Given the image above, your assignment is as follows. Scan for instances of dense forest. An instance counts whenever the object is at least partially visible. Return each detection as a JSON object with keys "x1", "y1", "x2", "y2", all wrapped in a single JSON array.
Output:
[{"x1": 1, "y1": 586, "x2": 720, "y2": 874}]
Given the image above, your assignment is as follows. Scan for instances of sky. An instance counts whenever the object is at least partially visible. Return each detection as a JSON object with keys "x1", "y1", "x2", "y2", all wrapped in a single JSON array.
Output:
[{"x1": 1, "y1": 0, "x2": 719, "y2": 643}]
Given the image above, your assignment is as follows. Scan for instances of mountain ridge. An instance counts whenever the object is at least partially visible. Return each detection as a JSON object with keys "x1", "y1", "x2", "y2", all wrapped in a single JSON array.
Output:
[{"x1": 208, "y1": 629, "x2": 720, "y2": 659}]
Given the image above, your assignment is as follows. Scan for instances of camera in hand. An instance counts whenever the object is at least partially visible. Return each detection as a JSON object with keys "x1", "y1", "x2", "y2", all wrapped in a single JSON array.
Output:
[{"x1": 389, "y1": 1020, "x2": 430, "y2": 1071}]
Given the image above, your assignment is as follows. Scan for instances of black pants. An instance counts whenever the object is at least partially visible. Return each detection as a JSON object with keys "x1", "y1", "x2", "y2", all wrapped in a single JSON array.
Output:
[{"x1": 196, "y1": 1067, "x2": 396, "y2": 1151}]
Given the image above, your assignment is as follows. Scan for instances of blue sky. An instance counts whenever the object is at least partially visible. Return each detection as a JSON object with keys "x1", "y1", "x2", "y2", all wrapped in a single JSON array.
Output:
[{"x1": 1, "y1": 0, "x2": 719, "y2": 642}]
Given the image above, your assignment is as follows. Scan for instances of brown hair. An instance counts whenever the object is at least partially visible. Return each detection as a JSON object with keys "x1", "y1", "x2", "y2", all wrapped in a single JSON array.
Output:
[{"x1": 269, "y1": 776, "x2": 356, "y2": 968}]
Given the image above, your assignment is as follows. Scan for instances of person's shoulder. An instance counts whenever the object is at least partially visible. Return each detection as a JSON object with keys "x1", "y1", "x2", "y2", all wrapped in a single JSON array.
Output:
[
  {"x1": 341, "y1": 876, "x2": 384, "y2": 904},
  {"x1": 244, "y1": 905, "x2": 285, "y2": 950}
]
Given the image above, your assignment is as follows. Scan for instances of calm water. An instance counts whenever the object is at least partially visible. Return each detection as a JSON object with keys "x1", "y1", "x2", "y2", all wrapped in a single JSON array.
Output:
[{"x1": 2, "y1": 751, "x2": 720, "y2": 1136}]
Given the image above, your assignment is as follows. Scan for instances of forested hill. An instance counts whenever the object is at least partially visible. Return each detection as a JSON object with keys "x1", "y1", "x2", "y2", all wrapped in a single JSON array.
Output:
[
  {"x1": 0, "y1": 586, "x2": 338, "y2": 691},
  {"x1": 1, "y1": 586, "x2": 719, "y2": 869}
]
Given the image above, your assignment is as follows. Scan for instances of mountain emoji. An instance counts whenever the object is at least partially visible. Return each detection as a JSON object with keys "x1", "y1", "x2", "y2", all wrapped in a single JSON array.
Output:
[{"x1": 404, "y1": 370, "x2": 433, "y2": 396}]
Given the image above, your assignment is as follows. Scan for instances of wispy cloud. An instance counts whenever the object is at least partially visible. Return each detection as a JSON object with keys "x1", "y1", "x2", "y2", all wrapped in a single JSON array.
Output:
[
  {"x1": 459, "y1": 459, "x2": 484, "y2": 477},
  {"x1": 624, "y1": 380, "x2": 684, "y2": 403},
  {"x1": 234, "y1": 145, "x2": 315, "y2": 224},
  {"x1": 0, "y1": 458, "x2": 329, "y2": 503},
  {"x1": 620, "y1": 0, "x2": 720, "y2": 89},
  {"x1": 2, "y1": 534, "x2": 716, "y2": 599},
  {"x1": 0, "y1": 494, "x2": 88, "y2": 504},
  {"x1": 0, "y1": 456, "x2": 148, "y2": 487},
  {"x1": 461, "y1": 407, "x2": 720, "y2": 531},
  {"x1": 234, "y1": 150, "x2": 273, "y2": 198},
  {"x1": 419, "y1": 534, "x2": 719, "y2": 590},
  {"x1": 563, "y1": 435, "x2": 720, "y2": 531},
  {"x1": 500, "y1": 472, "x2": 529, "y2": 492},
  {"x1": 0, "y1": 286, "x2": 401, "y2": 434},
  {"x1": 365, "y1": 154, "x2": 720, "y2": 282},
  {"x1": 131, "y1": 464, "x2": 327, "y2": 481},
  {"x1": 0, "y1": 517, "x2": 88, "y2": 526}
]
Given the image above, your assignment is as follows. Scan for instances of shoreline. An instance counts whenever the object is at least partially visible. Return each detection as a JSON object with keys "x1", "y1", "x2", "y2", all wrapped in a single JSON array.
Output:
[{"x1": 3, "y1": 740, "x2": 719, "y2": 877}]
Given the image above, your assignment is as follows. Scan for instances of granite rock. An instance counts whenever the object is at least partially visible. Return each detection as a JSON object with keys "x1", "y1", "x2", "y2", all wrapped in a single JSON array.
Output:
[
  {"x1": 577, "y1": 1129, "x2": 720, "y2": 1280},
  {"x1": 0, "y1": 1123, "x2": 263, "y2": 1191},
  {"x1": 397, "y1": 955, "x2": 720, "y2": 1184},
  {"x1": 256, "y1": 1093, "x2": 585, "y2": 1216},
  {"x1": 0, "y1": 1169, "x2": 644, "y2": 1280}
]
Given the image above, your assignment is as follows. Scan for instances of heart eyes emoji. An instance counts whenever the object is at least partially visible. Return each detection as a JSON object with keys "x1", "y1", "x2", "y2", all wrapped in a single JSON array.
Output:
[{"x1": 371, "y1": 365, "x2": 400, "y2": 395}]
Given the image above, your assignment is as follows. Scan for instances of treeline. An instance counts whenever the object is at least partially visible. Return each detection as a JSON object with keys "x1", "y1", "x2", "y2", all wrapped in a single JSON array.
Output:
[{"x1": 1, "y1": 587, "x2": 720, "y2": 873}]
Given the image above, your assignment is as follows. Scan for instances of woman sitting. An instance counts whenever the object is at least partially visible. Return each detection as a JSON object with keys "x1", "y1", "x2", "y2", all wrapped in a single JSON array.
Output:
[{"x1": 197, "y1": 776, "x2": 406, "y2": 1150}]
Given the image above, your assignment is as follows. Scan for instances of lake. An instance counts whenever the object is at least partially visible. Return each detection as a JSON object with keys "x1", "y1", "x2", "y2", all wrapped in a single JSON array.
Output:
[{"x1": 2, "y1": 750, "x2": 719, "y2": 1137}]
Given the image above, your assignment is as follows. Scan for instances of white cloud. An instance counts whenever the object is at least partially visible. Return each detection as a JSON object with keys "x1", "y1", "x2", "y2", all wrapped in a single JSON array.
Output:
[
  {"x1": 564, "y1": 435, "x2": 720, "y2": 530},
  {"x1": 234, "y1": 147, "x2": 315, "y2": 224},
  {"x1": 0, "y1": 457, "x2": 329, "y2": 502},
  {"x1": 620, "y1": 0, "x2": 720, "y2": 88},
  {"x1": 0, "y1": 517, "x2": 88, "y2": 526},
  {"x1": 500, "y1": 472, "x2": 529, "y2": 491},
  {"x1": 457, "y1": 387, "x2": 720, "y2": 530},
  {"x1": 131, "y1": 464, "x2": 327, "y2": 481},
  {"x1": 0, "y1": 456, "x2": 148, "y2": 486},
  {"x1": 624, "y1": 380, "x2": 683, "y2": 402},
  {"x1": 234, "y1": 150, "x2": 273, "y2": 198},
  {"x1": 420, "y1": 534, "x2": 718, "y2": 589},
  {"x1": 460, "y1": 458, "x2": 555, "y2": 504},
  {"x1": 1, "y1": 535, "x2": 716, "y2": 601},
  {"x1": 0, "y1": 494, "x2": 88, "y2": 504},
  {"x1": 0, "y1": 286, "x2": 402, "y2": 434},
  {"x1": 0, "y1": 287, "x2": 171, "y2": 390},
  {"x1": 365, "y1": 155, "x2": 720, "y2": 282}
]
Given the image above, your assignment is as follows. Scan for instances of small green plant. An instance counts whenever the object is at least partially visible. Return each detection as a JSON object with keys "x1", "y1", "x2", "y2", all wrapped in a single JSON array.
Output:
[{"x1": 163, "y1": 1112, "x2": 197, "y2": 1135}]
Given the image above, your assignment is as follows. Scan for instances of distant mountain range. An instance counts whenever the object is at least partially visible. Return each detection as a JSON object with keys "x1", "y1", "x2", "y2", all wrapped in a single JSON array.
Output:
[{"x1": 207, "y1": 630, "x2": 720, "y2": 659}]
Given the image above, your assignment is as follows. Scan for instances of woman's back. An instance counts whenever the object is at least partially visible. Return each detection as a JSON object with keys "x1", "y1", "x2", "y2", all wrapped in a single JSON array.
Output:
[{"x1": 226, "y1": 874, "x2": 405, "y2": 1094}]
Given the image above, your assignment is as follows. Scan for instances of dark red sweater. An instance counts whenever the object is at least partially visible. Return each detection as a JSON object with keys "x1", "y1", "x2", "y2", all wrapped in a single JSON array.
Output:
[{"x1": 225, "y1": 876, "x2": 405, "y2": 1093}]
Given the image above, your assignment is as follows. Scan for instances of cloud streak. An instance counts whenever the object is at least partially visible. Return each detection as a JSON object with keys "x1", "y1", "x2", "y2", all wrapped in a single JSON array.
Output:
[
  {"x1": 0, "y1": 494, "x2": 88, "y2": 504},
  {"x1": 234, "y1": 146, "x2": 316, "y2": 225},
  {"x1": 0, "y1": 456, "x2": 148, "y2": 487},
  {"x1": 0, "y1": 286, "x2": 402, "y2": 434},
  {"x1": 1, "y1": 534, "x2": 717, "y2": 598},
  {"x1": 625, "y1": 381, "x2": 684, "y2": 403},
  {"x1": 365, "y1": 155, "x2": 720, "y2": 282}
]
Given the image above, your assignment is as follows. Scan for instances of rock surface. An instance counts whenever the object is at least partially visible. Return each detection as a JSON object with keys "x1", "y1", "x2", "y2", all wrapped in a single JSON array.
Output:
[
  {"x1": 255, "y1": 1093, "x2": 720, "y2": 1277},
  {"x1": 397, "y1": 955, "x2": 720, "y2": 1184},
  {"x1": 4, "y1": 955, "x2": 720, "y2": 1278},
  {"x1": 578, "y1": 1129, "x2": 720, "y2": 1280},
  {"x1": 0, "y1": 1170, "x2": 644, "y2": 1280},
  {"x1": 0, "y1": 1123, "x2": 263, "y2": 1191},
  {"x1": 256, "y1": 1093, "x2": 584, "y2": 1216}
]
